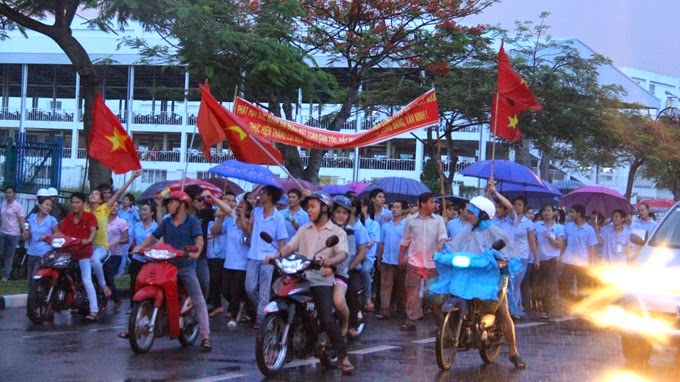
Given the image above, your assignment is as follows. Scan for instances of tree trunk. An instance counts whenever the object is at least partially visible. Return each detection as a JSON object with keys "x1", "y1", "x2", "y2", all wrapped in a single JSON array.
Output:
[
  {"x1": 539, "y1": 150, "x2": 552, "y2": 182},
  {"x1": 625, "y1": 157, "x2": 645, "y2": 201},
  {"x1": 517, "y1": 140, "x2": 533, "y2": 168},
  {"x1": 279, "y1": 99, "x2": 304, "y2": 178}
]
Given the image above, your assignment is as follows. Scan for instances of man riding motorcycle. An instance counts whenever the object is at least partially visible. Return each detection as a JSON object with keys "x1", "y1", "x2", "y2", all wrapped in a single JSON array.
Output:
[
  {"x1": 441, "y1": 195, "x2": 527, "y2": 369},
  {"x1": 265, "y1": 191, "x2": 355, "y2": 375}
]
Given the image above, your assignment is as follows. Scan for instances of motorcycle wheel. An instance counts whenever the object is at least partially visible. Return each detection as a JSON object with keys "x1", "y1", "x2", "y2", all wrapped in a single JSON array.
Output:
[
  {"x1": 479, "y1": 327, "x2": 503, "y2": 363},
  {"x1": 256, "y1": 314, "x2": 288, "y2": 376},
  {"x1": 436, "y1": 309, "x2": 461, "y2": 371},
  {"x1": 27, "y1": 278, "x2": 54, "y2": 324},
  {"x1": 129, "y1": 299, "x2": 156, "y2": 354},
  {"x1": 178, "y1": 307, "x2": 199, "y2": 347},
  {"x1": 621, "y1": 334, "x2": 652, "y2": 365}
]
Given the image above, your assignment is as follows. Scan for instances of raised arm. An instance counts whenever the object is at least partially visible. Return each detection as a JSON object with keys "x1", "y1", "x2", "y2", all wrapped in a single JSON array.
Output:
[{"x1": 107, "y1": 170, "x2": 142, "y2": 209}]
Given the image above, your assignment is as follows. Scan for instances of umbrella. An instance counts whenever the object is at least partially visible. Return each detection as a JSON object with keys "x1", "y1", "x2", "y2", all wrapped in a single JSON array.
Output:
[
  {"x1": 460, "y1": 160, "x2": 543, "y2": 187},
  {"x1": 635, "y1": 198, "x2": 676, "y2": 212},
  {"x1": 359, "y1": 177, "x2": 431, "y2": 205},
  {"x1": 208, "y1": 159, "x2": 279, "y2": 187},
  {"x1": 322, "y1": 184, "x2": 352, "y2": 196},
  {"x1": 203, "y1": 178, "x2": 244, "y2": 196},
  {"x1": 278, "y1": 178, "x2": 321, "y2": 193},
  {"x1": 435, "y1": 195, "x2": 469, "y2": 207},
  {"x1": 497, "y1": 179, "x2": 562, "y2": 210},
  {"x1": 558, "y1": 185, "x2": 633, "y2": 217},
  {"x1": 552, "y1": 179, "x2": 586, "y2": 194},
  {"x1": 347, "y1": 181, "x2": 371, "y2": 194},
  {"x1": 139, "y1": 178, "x2": 223, "y2": 202}
]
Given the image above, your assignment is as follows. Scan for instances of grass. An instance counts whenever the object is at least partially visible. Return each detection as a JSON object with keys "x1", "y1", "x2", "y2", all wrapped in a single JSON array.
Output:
[{"x1": 0, "y1": 275, "x2": 132, "y2": 296}]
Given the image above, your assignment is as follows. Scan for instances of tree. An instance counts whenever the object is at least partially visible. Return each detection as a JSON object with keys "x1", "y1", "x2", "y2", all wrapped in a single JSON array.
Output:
[
  {"x1": 503, "y1": 13, "x2": 625, "y2": 180},
  {"x1": 641, "y1": 107, "x2": 680, "y2": 200},
  {"x1": 0, "y1": 1, "x2": 123, "y2": 190}
]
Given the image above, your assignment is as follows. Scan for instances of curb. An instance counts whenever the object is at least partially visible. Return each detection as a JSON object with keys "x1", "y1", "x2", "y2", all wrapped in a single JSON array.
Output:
[{"x1": 0, "y1": 289, "x2": 130, "y2": 310}]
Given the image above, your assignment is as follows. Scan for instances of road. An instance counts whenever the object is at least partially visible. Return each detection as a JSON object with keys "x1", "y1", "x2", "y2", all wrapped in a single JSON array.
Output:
[{"x1": 1, "y1": 306, "x2": 678, "y2": 381}]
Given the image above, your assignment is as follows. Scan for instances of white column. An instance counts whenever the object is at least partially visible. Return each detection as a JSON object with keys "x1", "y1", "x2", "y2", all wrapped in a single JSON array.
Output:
[
  {"x1": 126, "y1": 66, "x2": 135, "y2": 133},
  {"x1": 19, "y1": 64, "x2": 28, "y2": 134},
  {"x1": 183, "y1": 71, "x2": 189, "y2": 127},
  {"x1": 415, "y1": 139, "x2": 424, "y2": 174},
  {"x1": 180, "y1": 132, "x2": 187, "y2": 164},
  {"x1": 75, "y1": 72, "x2": 81, "y2": 123},
  {"x1": 71, "y1": 128, "x2": 79, "y2": 160}
]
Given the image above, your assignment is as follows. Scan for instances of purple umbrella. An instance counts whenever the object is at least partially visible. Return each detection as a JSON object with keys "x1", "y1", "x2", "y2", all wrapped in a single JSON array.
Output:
[
  {"x1": 460, "y1": 160, "x2": 543, "y2": 187},
  {"x1": 359, "y1": 177, "x2": 431, "y2": 205},
  {"x1": 497, "y1": 179, "x2": 562, "y2": 209},
  {"x1": 558, "y1": 185, "x2": 633, "y2": 217},
  {"x1": 322, "y1": 184, "x2": 352, "y2": 196},
  {"x1": 347, "y1": 181, "x2": 371, "y2": 194},
  {"x1": 277, "y1": 178, "x2": 321, "y2": 193}
]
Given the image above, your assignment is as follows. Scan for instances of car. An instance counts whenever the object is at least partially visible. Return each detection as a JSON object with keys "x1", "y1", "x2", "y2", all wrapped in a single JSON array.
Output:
[{"x1": 619, "y1": 203, "x2": 680, "y2": 364}]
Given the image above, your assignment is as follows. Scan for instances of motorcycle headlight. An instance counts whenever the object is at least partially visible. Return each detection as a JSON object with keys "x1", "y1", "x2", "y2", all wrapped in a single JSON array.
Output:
[
  {"x1": 452, "y1": 255, "x2": 471, "y2": 268},
  {"x1": 145, "y1": 249, "x2": 177, "y2": 260},
  {"x1": 53, "y1": 254, "x2": 71, "y2": 267},
  {"x1": 51, "y1": 238, "x2": 66, "y2": 248},
  {"x1": 280, "y1": 257, "x2": 309, "y2": 274}
]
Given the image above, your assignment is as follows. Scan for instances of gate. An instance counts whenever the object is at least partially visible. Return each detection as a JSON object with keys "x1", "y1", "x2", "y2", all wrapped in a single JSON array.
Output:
[{"x1": 1, "y1": 132, "x2": 62, "y2": 193}]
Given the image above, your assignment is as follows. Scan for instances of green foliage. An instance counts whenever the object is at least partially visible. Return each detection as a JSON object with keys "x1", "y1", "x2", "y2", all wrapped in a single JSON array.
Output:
[{"x1": 420, "y1": 160, "x2": 440, "y2": 194}]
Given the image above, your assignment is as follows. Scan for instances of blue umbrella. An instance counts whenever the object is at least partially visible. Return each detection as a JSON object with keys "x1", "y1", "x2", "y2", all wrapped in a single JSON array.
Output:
[
  {"x1": 460, "y1": 160, "x2": 543, "y2": 187},
  {"x1": 552, "y1": 179, "x2": 586, "y2": 193},
  {"x1": 497, "y1": 179, "x2": 562, "y2": 210},
  {"x1": 208, "y1": 159, "x2": 279, "y2": 187},
  {"x1": 359, "y1": 177, "x2": 431, "y2": 205},
  {"x1": 322, "y1": 184, "x2": 352, "y2": 196}
]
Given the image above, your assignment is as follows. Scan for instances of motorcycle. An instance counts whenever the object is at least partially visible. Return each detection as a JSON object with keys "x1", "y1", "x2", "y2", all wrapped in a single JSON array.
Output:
[
  {"x1": 127, "y1": 242, "x2": 200, "y2": 354},
  {"x1": 27, "y1": 234, "x2": 106, "y2": 324},
  {"x1": 255, "y1": 232, "x2": 341, "y2": 377},
  {"x1": 434, "y1": 240, "x2": 510, "y2": 371}
]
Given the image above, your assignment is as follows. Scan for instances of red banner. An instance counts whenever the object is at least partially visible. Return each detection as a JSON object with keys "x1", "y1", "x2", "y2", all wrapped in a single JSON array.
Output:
[{"x1": 234, "y1": 90, "x2": 439, "y2": 149}]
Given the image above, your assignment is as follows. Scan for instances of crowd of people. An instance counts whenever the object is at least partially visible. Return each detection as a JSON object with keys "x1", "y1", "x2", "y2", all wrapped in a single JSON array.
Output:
[{"x1": 0, "y1": 173, "x2": 662, "y2": 374}]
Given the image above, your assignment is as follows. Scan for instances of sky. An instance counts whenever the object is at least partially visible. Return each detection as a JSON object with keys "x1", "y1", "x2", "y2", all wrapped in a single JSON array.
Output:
[{"x1": 463, "y1": 0, "x2": 680, "y2": 77}]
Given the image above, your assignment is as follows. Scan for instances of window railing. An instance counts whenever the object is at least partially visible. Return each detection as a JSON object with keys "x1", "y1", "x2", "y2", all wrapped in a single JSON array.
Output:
[{"x1": 133, "y1": 112, "x2": 183, "y2": 125}]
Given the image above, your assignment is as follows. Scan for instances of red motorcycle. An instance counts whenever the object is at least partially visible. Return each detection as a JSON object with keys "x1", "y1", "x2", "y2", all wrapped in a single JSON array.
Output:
[
  {"x1": 255, "y1": 233, "x2": 340, "y2": 376},
  {"x1": 27, "y1": 234, "x2": 106, "y2": 324},
  {"x1": 127, "y1": 242, "x2": 200, "y2": 354}
]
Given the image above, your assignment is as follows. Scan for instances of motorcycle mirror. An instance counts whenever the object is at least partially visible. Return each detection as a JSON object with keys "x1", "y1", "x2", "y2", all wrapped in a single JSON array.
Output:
[
  {"x1": 326, "y1": 235, "x2": 339, "y2": 248},
  {"x1": 260, "y1": 232, "x2": 274, "y2": 244},
  {"x1": 491, "y1": 239, "x2": 505, "y2": 251}
]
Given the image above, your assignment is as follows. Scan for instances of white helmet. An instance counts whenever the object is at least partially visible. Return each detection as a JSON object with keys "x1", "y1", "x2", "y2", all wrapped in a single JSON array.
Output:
[
  {"x1": 469, "y1": 196, "x2": 496, "y2": 220},
  {"x1": 47, "y1": 187, "x2": 59, "y2": 197},
  {"x1": 36, "y1": 188, "x2": 49, "y2": 197}
]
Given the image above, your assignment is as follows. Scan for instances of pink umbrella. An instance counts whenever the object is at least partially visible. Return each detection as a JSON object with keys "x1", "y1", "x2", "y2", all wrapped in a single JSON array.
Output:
[
  {"x1": 347, "y1": 181, "x2": 371, "y2": 194},
  {"x1": 558, "y1": 185, "x2": 633, "y2": 217},
  {"x1": 277, "y1": 178, "x2": 320, "y2": 193}
]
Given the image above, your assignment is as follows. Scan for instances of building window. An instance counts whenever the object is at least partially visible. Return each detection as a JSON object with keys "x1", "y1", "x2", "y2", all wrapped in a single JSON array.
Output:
[
  {"x1": 649, "y1": 84, "x2": 656, "y2": 93},
  {"x1": 142, "y1": 169, "x2": 166, "y2": 183}
]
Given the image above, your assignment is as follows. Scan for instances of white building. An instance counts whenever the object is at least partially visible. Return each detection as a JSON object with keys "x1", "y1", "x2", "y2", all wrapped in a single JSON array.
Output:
[{"x1": 0, "y1": 22, "x2": 672, "y2": 202}]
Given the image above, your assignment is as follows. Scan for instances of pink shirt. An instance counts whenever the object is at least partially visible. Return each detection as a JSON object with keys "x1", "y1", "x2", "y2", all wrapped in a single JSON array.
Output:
[
  {"x1": 400, "y1": 213, "x2": 447, "y2": 269},
  {"x1": 107, "y1": 217, "x2": 129, "y2": 256},
  {"x1": 1, "y1": 200, "x2": 26, "y2": 236}
]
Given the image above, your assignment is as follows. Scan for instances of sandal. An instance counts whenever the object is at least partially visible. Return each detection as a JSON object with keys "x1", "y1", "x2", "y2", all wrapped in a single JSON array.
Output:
[
  {"x1": 84, "y1": 313, "x2": 98, "y2": 323},
  {"x1": 509, "y1": 355, "x2": 527, "y2": 369},
  {"x1": 200, "y1": 338, "x2": 213, "y2": 351},
  {"x1": 112, "y1": 301, "x2": 123, "y2": 313},
  {"x1": 102, "y1": 286, "x2": 113, "y2": 298},
  {"x1": 209, "y1": 307, "x2": 224, "y2": 317},
  {"x1": 364, "y1": 301, "x2": 375, "y2": 312},
  {"x1": 118, "y1": 332, "x2": 130, "y2": 339},
  {"x1": 341, "y1": 362, "x2": 355, "y2": 376},
  {"x1": 375, "y1": 313, "x2": 390, "y2": 320},
  {"x1": 400, "y1": 322, "x2": 416, "y2": 332}
]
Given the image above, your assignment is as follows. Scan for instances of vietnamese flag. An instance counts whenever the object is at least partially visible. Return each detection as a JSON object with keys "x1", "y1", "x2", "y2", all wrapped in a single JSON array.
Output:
[
  {"x1": 492, "y1": 42, "x2": 542, "y2": 141},
  {"x1": 88, "y1": 93, "x2": 141, "y2": 174},
  {"x1": 196, "y1": 84, "x2": 227, "y2": 162},
  {"x1": 197, "y1": 84, "x2": 283, "y2": 165}
]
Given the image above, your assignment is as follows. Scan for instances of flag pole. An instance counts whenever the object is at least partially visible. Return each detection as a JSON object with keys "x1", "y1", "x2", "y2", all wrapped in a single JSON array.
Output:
[
  {"x1": 436, "y1": 141, "x2": 447, "y2": 217},
  {"x1": 81, "y1": 157, "x2": 89, "y2": 193},
  {"x1": 490, "y1": 92, "x2": 500, "y2": 185},
  {"x1": 181, "y1": 123, "x2": 198, "y2": 192}
]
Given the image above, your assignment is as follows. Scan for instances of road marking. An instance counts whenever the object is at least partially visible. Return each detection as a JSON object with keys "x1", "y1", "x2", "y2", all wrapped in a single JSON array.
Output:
[
  {"x1": 23, "y1": 325, "x2": 127, "y2": 339},
  {"x1": 284, "y1": 358, "x2": 320, "y2": 368},
  {"x1": 190, "y1": 373, "x2": 248, "y2": 382},
  {"x1": 411, "y1": 337, "x2": 436, "y2": 344},
  {"x1": 550, "y1": 316, "x2": 577, "y2": 322},
  {"x1": 89, "y1": 325, "x2": 125, "y2": 332},
  {"x1": 515, "y1": 322, "x2": 546, "y2": 328},
  {"x1": 349, "y1": 345, "x2": 399, "y2": 355}
]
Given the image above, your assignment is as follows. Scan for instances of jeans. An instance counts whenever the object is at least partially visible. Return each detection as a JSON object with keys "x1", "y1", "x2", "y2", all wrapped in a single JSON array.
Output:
[
  {"x1": 0, "y1": 233, "x2": 21, "y2": 279},
  {"x1": 103, "y1": 256, "x2": 123, "y2": 305},
  {"x1": 78, "y1": 258, "x2": 98, "y2": 314},
  {"x1": 177, "y1": 266, "x2": 210, "y2": 335},
  {"x1": 509, "y1": 259, "x2": 528, "y2": 316},
  {"x1": 405, "y1": 264, "x2": 438, "y2": 321},
  {"x1": 207, "y1": 258, "x2": 225, "y2": 308},
  {"x1": 196, "y1": 258, "x2": 210, "y2": 299},
  {"x1": 128, "y1": 258, "x2": 145, "y2": 303},
  {"x1": 90, "y1": 246, "x2": 110, "y2": 288},
  {"x1": 118, "y1": 243, "x2": 131, "y2": 276},
  {"x1": 360, "y1": 258, "x2": 374, "y2": 303},
  {"x1": 27, "y1": 255, "x2": 42, "y2": 290},
  {"x1": 221, "y1": 268, "x2": 246, "y2": 319},
  {"x1": 536, "y1": 257, "x2": 560, "y2": 313},
  {"x1": 245, "y1": 259, "x2": 274, "y2": 324},
  {"x1": 310, "y1": 286, "x2": 347, "y2": 359},
  {"x1": 347, "y1": 270, "x2": 363, "y2": 328}
]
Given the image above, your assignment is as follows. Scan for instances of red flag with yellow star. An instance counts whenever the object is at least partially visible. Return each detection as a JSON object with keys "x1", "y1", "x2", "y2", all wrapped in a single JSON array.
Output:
[
  {"x1": 88, "y1": 93, "x2": 141, "y2": 174},
  {"x1": 492, "y1": 42, "x2": 542, "y2": 141},
  {"x1": 197, "y1": 84, "x2": 282, "y2": 165}
]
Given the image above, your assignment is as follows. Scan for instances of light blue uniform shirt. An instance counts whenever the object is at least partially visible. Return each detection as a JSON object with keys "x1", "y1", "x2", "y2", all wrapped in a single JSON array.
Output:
[
  {"x1": 364, "y1": 217, "x2": 380, "y2": 262},
  {"x1": 349, "y1": 221, "x2": 369, "y2": 270},
  {"x1": 447, "y1": 218, "x2": 471, "y2": 242},
  {"x1": 207, "y1": 220, "x2": 227, "y2": 260},
  {"x1": 493, "y1": 214, "x2": 515, "y2": 238},
  {"x1": 118, "y1": 206, "x2": 140, "y2": 226},
  {"x1": 562, "y1": 222, "x2": 599, "y2": 267},
  {"x1": 380, "y1": 218, "x2": 406, "y2": 265},
  {"x1": 534, "y1": 221, "x2": 564, "y2": 261},
  {"x1": 281, "y1": 207, "x2": 309, "y2": 244},
  {"x1": 223, "y1": 217, "x2": 249, "y2": 271},
  {"x1": 247, "y1": 207, "x2": 288, "y2": 261},
  {"x1": 26, "y1": 213, "x2": 58, "y2": 257},
  {"x1": 513, "y1": 215, "x2": 535, "y2": 260},
  {"x1": 600, "y1": 225, "x2": 633, "y2": 264},
  {"x1": 130, "y1": 220, "x2": 158, "y2": 263},
  {"x1": 632, "y1": 218, "x2": 658, "y2": 235}
]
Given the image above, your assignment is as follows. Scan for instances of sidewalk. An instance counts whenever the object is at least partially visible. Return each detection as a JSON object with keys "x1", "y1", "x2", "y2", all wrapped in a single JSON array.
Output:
[{"x1": 0, "y1": 294, "x2": 27, "y2": 310}]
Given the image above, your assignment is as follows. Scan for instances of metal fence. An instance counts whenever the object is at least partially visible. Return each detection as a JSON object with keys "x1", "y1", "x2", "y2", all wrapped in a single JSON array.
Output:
[{"x1": 1, "y1": 133, "x2": 62, "y2": 193}]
